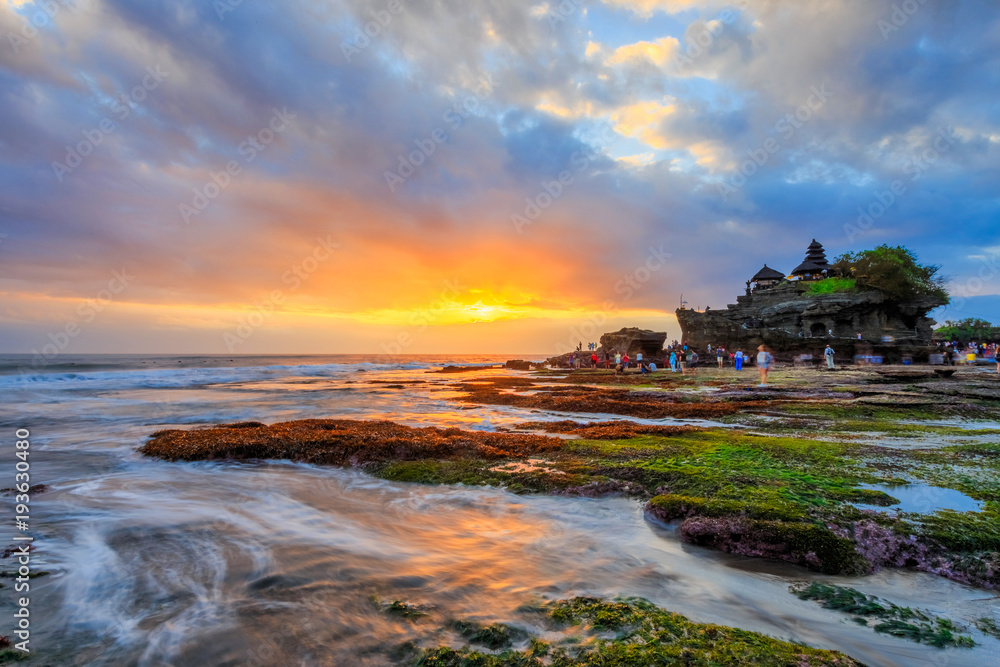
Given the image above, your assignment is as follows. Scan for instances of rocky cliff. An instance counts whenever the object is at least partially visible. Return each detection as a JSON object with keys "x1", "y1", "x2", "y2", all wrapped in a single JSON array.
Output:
[{"x1": 677, "y1": 282, "x2": 943, "y2": 361}]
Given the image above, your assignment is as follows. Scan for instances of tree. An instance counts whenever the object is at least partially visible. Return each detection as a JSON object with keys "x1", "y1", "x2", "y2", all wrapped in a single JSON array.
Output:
[
  {"x1": 831, "y1": 245, "x2": 949, "y2": 304},
  {"x1": 934, "y1": 318, "x2": 999, "y2": 343}
]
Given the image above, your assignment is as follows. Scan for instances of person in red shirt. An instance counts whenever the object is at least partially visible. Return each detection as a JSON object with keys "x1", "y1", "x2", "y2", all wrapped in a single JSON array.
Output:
[{"x1": 591, "y1": 352, "x2": 599, "y2": 368}]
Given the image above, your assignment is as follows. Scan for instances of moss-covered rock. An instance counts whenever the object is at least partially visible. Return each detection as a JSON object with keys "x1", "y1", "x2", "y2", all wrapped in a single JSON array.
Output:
[
  {"x1": 415, "y1": 596, "x2": 863, "y2": 666},
  {"x1": 680, "y1": 516, "x2": 869, "y2": 574}
]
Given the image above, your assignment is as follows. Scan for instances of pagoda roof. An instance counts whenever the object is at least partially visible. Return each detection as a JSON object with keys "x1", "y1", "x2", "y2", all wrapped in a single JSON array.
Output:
[
  {"x1": 791, "y1": 239, "x2": 830, "y2": 276},
  {"x1": 751, "y1": 264, "x2": 785, "y2": 281},
  {"x1": 791, "y1": 260, "x2": 828, "y2": 275}
]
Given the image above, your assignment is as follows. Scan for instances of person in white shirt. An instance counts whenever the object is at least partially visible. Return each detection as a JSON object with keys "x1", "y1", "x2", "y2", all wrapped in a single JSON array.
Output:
[{"x1": 757, "y1": 345, "x2": 773, "y2": 386}]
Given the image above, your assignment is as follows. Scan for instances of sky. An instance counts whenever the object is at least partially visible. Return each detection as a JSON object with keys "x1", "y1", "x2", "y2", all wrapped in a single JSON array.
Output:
[{"x1": 1, "y1": 0, "x2": 998, "y2": 357}]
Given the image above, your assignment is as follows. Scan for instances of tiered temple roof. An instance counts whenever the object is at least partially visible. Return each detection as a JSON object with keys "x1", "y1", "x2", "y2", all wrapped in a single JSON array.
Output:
[{"x1": 790, "y1": 239, "x2": 830, "y2": 278}]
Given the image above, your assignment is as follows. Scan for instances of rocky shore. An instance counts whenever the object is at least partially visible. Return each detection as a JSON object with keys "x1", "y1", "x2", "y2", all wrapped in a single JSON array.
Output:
[
  {"x1": 142, "y1": 365, "x2": 1000, "y2": 589},
  {"x1": 140, "y1": 363, "x2": 1000, "y2": 660}
]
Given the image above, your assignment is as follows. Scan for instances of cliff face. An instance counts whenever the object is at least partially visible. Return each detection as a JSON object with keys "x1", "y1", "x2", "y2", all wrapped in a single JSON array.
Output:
[
  {"x1": 599, "y1": 328, "x2": 667, "y2": 357},
  {"x1": 677, "y1": 283, "x2": 942, "y2": 359}
]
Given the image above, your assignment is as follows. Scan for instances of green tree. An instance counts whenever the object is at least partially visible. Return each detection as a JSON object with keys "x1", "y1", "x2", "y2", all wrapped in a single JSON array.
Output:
[
  {"x1": 934, "y1": 318, "x2": 998, "y2": 343},
  {"x1": 831, "y1": 245, "x2": 948, "y2": 304}
]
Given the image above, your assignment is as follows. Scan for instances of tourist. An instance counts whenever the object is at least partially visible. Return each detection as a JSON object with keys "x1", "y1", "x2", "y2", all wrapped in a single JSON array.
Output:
[
  {"x1": 615, "y1": 351, "x2": 622, "y2": 368},
  {"x1": 757, "y1": 345, "x2": 773, "y2": 386},
  {"x1": 688, "y1": 349, "x2": 699, "y2": 376},
  {"x1": 716, "y1": 346, "x2": 725, "y2": 368},
  {"x1": 670, "y1": 350, "x2": 678, "y2": 372},
  {"x1": 636, "y1": 351, "x2": 643, "y2": 368},
  {"x1": 622, "y1": 352, "x2": 630, "y2": 371},
  {"x1": 591, "y1": 352, "x2": 599, "y2": 368},
  {"x1": 679, "y1": 351, "x2": 688, "y2": 375},
  {"x1": 604, "y1": 351, "x2": 611, "y2": 369},
  {"x1": 824, "y1": 344, "x2": 836, "y2": 370},
  {"x1": 734, "y1": 349, "x2": 744, "y2": 371}
]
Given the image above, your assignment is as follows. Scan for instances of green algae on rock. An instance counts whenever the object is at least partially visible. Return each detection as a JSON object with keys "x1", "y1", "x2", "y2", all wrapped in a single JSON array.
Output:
[
  {"x1": 415, "y1": 596, "x2": 862, "y2": 666},
  {"x1": 371, "y1": 596, "x2": 429, "y2": 620},
  {"x1": 791, "y1": 583, "x2": 975, "y2": 648},
  {"x1": 449, "y1": 620, "x2": 526, "y2": 650}
]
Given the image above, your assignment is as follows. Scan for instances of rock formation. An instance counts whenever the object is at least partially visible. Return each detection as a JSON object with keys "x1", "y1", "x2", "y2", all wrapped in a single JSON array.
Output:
[
  {"x1": 599, "y1": 328, "x2": 667, "y2": 357},
  {"x1": 543, "y1": 328, "x2": 668, "y2": 366},
  {"x1": 676, "y1": 240, "x2": 945, "y2": 362}
]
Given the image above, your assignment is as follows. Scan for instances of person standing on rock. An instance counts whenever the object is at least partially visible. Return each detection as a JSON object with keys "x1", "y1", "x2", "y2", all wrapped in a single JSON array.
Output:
[
  {"x1": 622, "y1": 352, "x2": 630, "y2": 371},
  {"x1": 716, "y1": 346, "x2": 725, "y2": 369},
  {"x1": 591, "y1": 352, "x2": 599, "y2": 368},
  {"x1": 757, "y1": 345, "x2": 773, "y2": 386},
  {"x1": 636, "y1": 351, "x2": 643, "y2": 369},
  {"x1": 615, "y1": 351, "x2": 622, "y2": 368},
  {"x1": 824, "y1": 344, "x2": 836, "y2": 370}
]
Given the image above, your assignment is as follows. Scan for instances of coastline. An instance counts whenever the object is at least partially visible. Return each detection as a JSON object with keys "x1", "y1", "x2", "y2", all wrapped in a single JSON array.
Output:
[{"x1": 136, "y1": 361, "x2": 1000, "y2": 663}]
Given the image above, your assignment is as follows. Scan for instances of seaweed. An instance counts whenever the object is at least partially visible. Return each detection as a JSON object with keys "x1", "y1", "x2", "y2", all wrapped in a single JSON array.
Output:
[
  {"x1": 415, "y1": 596, "x2": 862, "y2": 666},
  {"x1": 791, "y1": 583, "x2": 975, "y2": 648}
]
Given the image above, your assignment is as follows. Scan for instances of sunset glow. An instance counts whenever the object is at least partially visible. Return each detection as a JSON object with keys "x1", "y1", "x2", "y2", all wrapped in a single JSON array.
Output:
[{"x1": 1, "y1": 0, "x2": 996, "y2": 354}]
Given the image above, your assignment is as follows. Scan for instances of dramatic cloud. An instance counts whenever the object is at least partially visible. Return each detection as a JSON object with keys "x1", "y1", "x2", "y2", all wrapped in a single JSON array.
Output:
[{"x1": 0, "y1": 0, "x2": 997, "y2": 355}]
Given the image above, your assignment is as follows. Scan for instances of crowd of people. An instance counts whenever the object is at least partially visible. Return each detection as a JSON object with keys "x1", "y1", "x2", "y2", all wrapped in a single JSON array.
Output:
[
  {"x1": 567, "y1": 341, "x2": 778, "y2": 386},
  {"x1": 563, "y1": 338, "x2": 1000, "y2": 382},
  {"x1": 935, "y1": 341, "x2": 999, "y2": 371}
]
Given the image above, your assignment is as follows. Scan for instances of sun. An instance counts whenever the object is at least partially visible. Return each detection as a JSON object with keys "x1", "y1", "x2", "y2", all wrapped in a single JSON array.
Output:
[{"x1": 460, "y1": 301, "x2": 511, "y2": 323}]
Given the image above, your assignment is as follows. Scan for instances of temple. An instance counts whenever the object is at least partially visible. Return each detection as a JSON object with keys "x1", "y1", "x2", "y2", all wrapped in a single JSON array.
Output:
[
  {"x1": 676, "y1": 240, "x2": 945, "y2": 361},
  {"x1": 789, "y1": 239, "x2": 830, "y2": 280}
]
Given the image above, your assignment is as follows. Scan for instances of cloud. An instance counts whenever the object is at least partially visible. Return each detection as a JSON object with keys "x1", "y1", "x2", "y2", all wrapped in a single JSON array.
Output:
[
  {"x1": 605, "y1": 36, "x2": 681, "y2": 68},
  {"x1": 0, "y1": 0, "x2": 998, "y2": 353}
]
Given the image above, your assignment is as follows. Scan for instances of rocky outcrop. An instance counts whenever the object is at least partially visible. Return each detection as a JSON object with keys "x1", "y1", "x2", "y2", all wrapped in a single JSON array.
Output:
[
  {"x1": 677, "y1": 282, "x2": 944, "y2": 362},
  {"x1": 504, "y1": 359, "x2": 545, "y2": 371},
  {"x1": 598, "y1": 328, "x2": 667, "y2": 357}
]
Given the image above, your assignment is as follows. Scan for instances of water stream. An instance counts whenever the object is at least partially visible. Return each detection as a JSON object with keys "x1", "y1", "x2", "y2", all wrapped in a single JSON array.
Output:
[{"x1": 3, "y1": 354, "x2": 998, "y2": 666}]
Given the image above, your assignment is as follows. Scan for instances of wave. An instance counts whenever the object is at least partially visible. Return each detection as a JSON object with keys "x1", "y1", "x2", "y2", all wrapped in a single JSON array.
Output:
[{"x1": 0, "y1": 360, "x2": 475, "y2": 391}]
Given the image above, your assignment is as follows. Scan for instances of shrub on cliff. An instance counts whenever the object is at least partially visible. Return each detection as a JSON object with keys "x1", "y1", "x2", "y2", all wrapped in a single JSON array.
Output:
[
  {"x1": 831, "y1": 245, "x2": 948, "y2": 304},
  {"x1": 807, "y1": 277, "x2": 857, "y2": 295}
]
